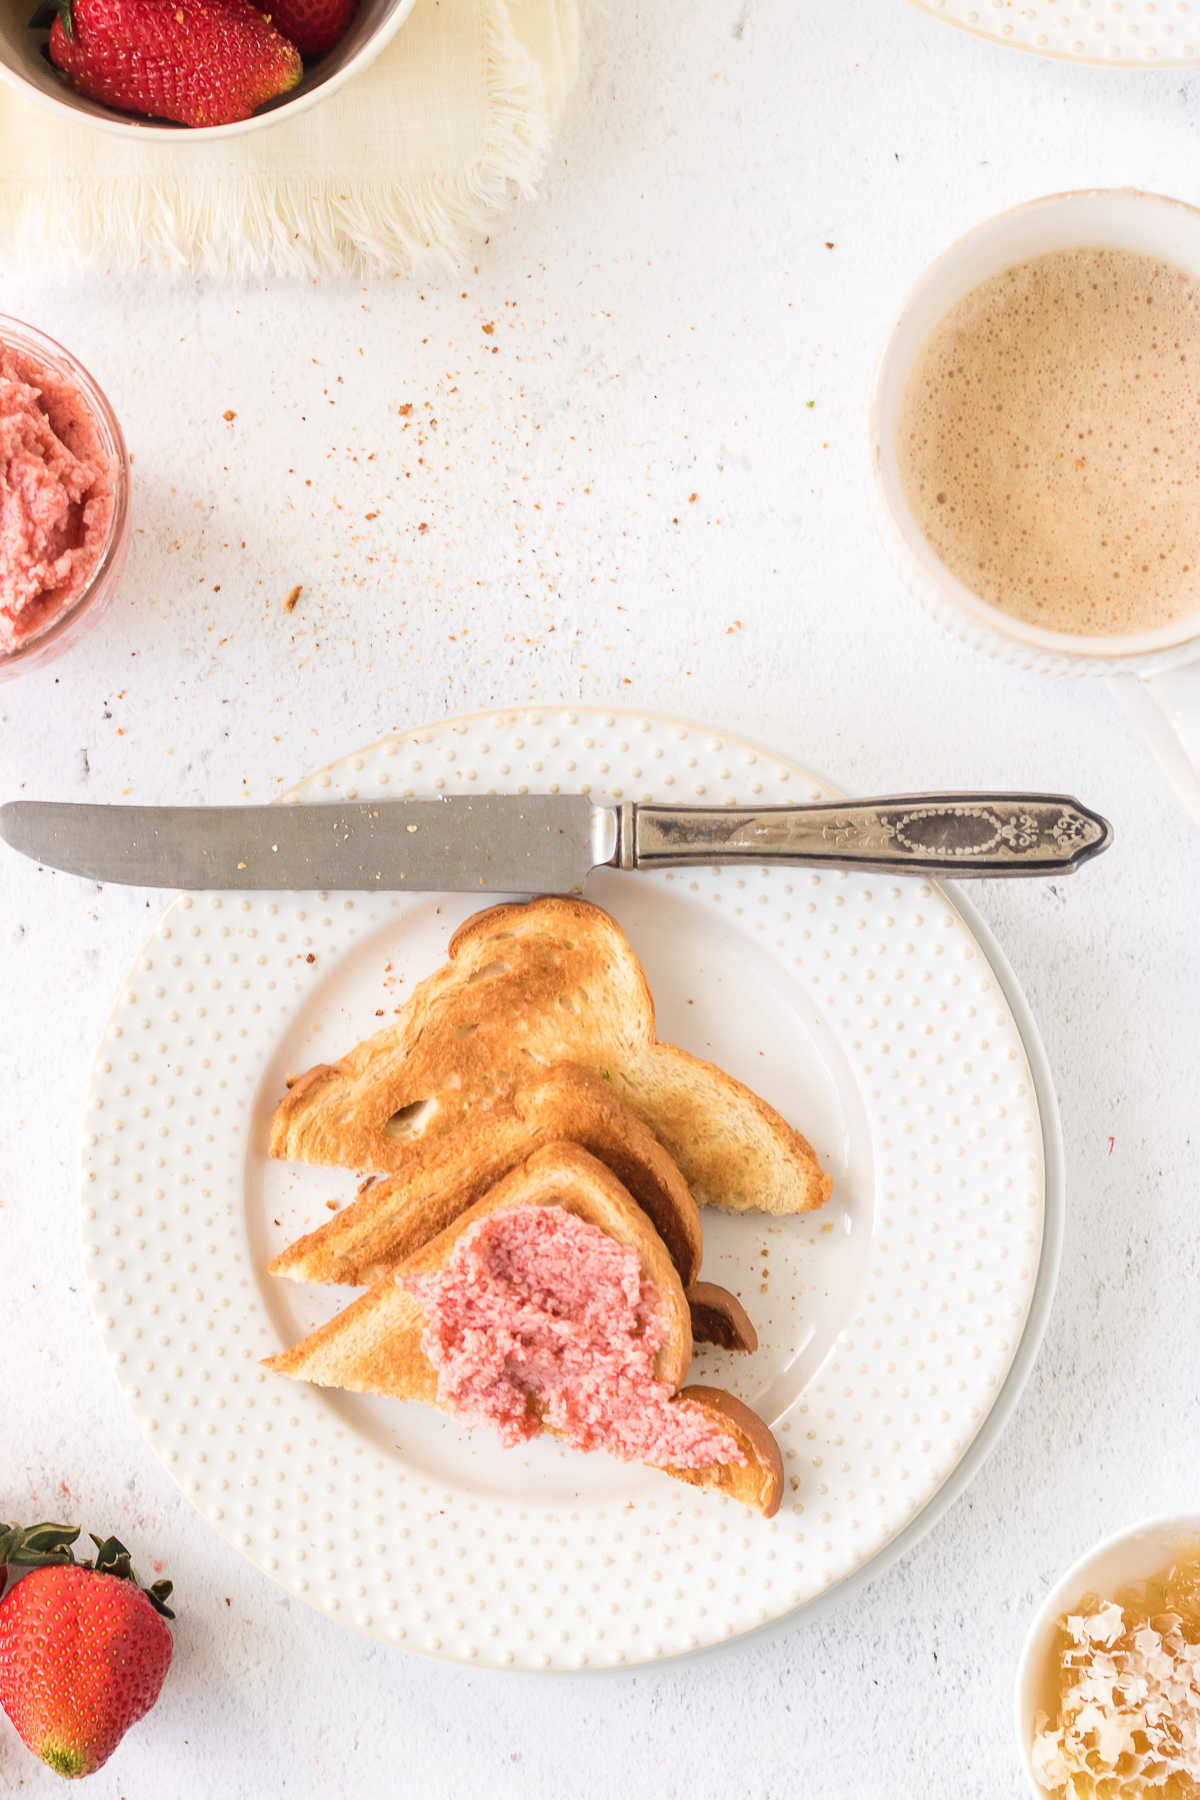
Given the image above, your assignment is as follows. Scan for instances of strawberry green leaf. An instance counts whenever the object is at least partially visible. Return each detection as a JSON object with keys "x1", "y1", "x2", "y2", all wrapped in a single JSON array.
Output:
[
  {"x1": 29, "y1": 0, "x2": 73, "y2": 37},
  {"x1": 86, "y1": 1534, "x2": 176, "y2": 1618},
  {"x1": 0, "y1": 1521, "x2": 81, "y2": 1568},
  {"x1": 89, "y1": 1534, "x2": 135, "y2": 1581},
  {"x1": 146, "y1": 1579, "x2": 176, "y2": 1620}
]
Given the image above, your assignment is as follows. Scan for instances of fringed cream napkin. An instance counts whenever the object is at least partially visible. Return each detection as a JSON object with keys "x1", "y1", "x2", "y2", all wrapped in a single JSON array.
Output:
[{"x1": 0, "y1": 0, "x2": 578, "y2": 275}]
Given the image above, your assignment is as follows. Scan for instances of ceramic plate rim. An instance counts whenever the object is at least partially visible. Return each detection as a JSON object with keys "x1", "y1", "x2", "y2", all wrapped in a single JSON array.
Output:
[{"x1": 905, "y1": 0, "x2": 1200, "y2": 67}]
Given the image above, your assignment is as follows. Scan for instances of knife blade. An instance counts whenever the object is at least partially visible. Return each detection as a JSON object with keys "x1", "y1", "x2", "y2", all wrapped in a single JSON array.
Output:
[
  {"x1": 0, "y1": 796, "x2": 615, "y2": 892},
  {"x1": 0, "y1": 791, "x2": 1112, "y2": 889}
]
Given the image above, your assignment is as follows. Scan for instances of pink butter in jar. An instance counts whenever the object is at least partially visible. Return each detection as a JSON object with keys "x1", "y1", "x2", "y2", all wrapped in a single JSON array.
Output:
[{"x1": 0, "y1": 317, "x2": 130, "y2": 678}]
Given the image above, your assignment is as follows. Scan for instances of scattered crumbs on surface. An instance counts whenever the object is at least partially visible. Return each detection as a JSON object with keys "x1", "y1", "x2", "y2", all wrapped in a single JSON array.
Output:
[
  {"x1": 725, "y1": 619, "x2": 742, "y2": 634},
  {"x1": 688, "y1": 492, "x2": 698, "y2": 504},
  {"x1": 481, "y1": 322, "x2": 495, "y2": 335},
  {"x1": 821, "y1": 1220, "x2": 834, "y2": 1234},
  {"x1": 325, "y1": 1199, "x2": 340, "y2": 1212},
  {"x1": 222, "y1": 409, "x2": 236, "y2": 422},
  {"x1": 397, "y1": 402, "x2": 413, "y2": 416},
  {"x1": 304, "y1": 953, "x2": 316, "y2": 964},
  {"x1": 283, "y1": 585, "x2": 302, "y2": 614},
  {"x1": 825, "y1": 240, "x2": 835, "y2": 249},
  {"x1": 224, "y1": 1598, "x2": 231, "y2": 1608}
]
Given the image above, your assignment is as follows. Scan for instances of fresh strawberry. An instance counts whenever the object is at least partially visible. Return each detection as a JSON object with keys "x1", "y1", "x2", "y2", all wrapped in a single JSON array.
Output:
[
  {"x1": 46, "y1": 0, "x2": 302, "y2": 128},
  {"x1": 261, "y1": 0, "x2": 355, "y2": 59},
  {"x1": 0, "y1": 1530, "x2": 173, "y2": 1781}
]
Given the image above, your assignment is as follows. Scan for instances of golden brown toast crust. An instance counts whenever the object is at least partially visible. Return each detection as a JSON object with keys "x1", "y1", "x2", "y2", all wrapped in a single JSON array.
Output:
[
  {"x1": 263, "y1": 1146, "x2": 782, "y2": 1513},
  {"x1": 685, "y1": 1282, "x2": 758, "y2": 1354},
  {"x1": 269, "y1": 897, "x2": 831, "y2": 1218},
  {"x1": 658, "y1": 1386, "x2": 784, "y2": 1518},
  {"x1": 269, "y1": 1063, "x2": 703, "y2": 1290}
]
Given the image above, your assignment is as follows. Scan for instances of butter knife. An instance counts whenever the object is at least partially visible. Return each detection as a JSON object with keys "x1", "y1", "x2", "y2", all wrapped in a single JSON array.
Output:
[{"x1": 0, "y1": 793, "x2": 1111, "y2": 890}]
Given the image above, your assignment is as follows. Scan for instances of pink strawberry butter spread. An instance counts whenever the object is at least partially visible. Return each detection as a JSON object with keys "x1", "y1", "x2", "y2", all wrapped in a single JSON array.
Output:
[
  {"x1": 0, "y1": 344, "x2": 116, "y2": 652},
  {"x1": 400, "y1": 1204, "x2": 745, "y2": 1469}
]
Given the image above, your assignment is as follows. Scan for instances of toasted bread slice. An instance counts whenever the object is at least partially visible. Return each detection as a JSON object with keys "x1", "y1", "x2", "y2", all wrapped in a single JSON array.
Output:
[
  {"x1": 269, "y1": 1063, "x2": 703, "y2": 1289},
  {"x1": 684, "y1": 1282, "x2": 757, "y2": 1354},
  {"x1": 266, "y1": 1145, "x2": 692, "y2": 1396},
  {"x1": 270, "y1": 896, "x2": 831, "y2": 1217},
  {"x1": 658, "y1": 1387, "x2": 783, "y2": 1518},
  {"x1": 264, "y1": 1145, "x2": 782, "y2": 1515}
]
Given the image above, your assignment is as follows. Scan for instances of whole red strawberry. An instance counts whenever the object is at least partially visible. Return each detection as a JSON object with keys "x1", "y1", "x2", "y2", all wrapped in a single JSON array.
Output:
[
  {"x1": 47, "y1": 0, "x2": 302, "y2": 128},
  {"x1": 0, "y1": 1528, "x2": 173, "y2": 1781},
  {"x1": 262, "y1": 0, "x2": 355, "y2": 59}
]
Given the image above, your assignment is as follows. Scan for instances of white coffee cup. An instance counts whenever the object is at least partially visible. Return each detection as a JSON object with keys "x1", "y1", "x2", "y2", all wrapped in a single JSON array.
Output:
[{"x1": 871, "y1": 189, "x2": 1200, "y2": 825}]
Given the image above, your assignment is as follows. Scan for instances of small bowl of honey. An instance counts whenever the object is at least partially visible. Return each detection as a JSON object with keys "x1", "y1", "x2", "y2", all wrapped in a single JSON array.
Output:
[{"x1": 1015, "y1": 1512, "x2": 1200, "y2": 1798}]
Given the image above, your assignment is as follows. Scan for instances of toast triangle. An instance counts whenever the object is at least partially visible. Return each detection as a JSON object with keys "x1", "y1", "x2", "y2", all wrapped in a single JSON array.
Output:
[
  {"x1": 269, "y1": 1063, "x2": 703, "y2": 1288},
  {"x1": 270, "y1": 897, "x2": 831, "y2": 1218},
  {"x1": 264, "y1": 1144, "x2": 782, "y2": 1515}
]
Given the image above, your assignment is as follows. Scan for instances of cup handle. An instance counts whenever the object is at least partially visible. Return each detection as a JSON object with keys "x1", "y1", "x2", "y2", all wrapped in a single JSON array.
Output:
[{"x1": 1109, "y1": 654, "x2": 1200, "y2": 826}]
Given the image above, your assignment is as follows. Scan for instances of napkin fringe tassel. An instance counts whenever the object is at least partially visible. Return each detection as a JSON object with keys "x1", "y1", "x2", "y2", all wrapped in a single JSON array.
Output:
[{"x1": 7, "y1": 0, "x2": 552, "y2": 275}]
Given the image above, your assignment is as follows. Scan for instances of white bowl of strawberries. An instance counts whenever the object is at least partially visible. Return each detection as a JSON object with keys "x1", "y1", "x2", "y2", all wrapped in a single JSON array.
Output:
[{"x1": 0, "y1": 0, "x2": 414, "y2": 133}]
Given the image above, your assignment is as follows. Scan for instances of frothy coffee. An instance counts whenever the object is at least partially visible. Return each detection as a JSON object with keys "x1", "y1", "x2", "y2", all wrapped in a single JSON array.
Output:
[{"x1": 897, "y1": 247, "x2": 1200, "y2": 638}]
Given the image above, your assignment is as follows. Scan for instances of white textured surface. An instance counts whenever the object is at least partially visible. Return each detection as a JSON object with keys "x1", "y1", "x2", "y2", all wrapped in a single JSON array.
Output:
[
  {"x1": 1, "y1": 0, "x2": 1198, "y2": 1791},
  {"x1": 82, "y1": 712, "x2": 1047, "y2": 1668}
]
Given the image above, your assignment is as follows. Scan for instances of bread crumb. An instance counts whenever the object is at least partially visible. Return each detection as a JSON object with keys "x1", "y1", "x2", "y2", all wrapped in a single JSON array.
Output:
[
  {"x1": 222, "y1": 409, "x2": 236, "y2": 422},
  {"x1": 284, "y1": 585, "x2": 302, "y2": 614}
]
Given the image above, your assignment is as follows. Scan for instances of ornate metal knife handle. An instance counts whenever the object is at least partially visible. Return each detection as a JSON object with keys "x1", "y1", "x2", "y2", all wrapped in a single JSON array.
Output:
[{"x1": 617, "y1": 794, "x2": 1111, "y2": 878}]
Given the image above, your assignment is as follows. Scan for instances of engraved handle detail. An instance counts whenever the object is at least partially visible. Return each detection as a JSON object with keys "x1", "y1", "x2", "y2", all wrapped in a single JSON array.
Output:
[{"x1": 623, "y1": 795, "x2": 1112, "y2": 877}]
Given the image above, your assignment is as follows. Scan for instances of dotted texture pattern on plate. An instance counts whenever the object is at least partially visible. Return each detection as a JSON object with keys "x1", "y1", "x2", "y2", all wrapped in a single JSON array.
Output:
[
  {"x1": 81, "y1": 709, "x2": 1047, "y2": 1670},
  {"x1": 908, "y1": 0, "x2": 1200, "y2": 64}
]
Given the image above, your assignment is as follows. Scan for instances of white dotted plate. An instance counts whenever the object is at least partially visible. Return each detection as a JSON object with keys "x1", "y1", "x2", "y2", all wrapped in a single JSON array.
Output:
[
  {"x1": 81, "y1": 708, "x2": 1060, "y2": 1669},
  {"x1": 908, "y1": 0, "x2": 1200, "y2": 65}
]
